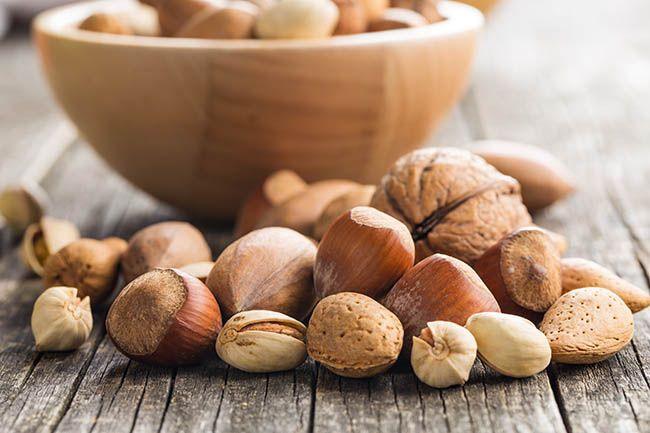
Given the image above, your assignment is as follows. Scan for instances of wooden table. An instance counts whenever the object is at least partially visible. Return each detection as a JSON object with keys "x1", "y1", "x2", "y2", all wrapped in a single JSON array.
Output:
[{"x1": 1, "y1": 0, "x2": 649, "y2": 432}]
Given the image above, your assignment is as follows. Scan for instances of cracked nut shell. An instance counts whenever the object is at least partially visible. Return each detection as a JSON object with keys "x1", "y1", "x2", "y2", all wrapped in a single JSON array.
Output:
[
  {"x1": 216, "y1": 310, "x2": 307, "y2": 372},
  {"x1": 540, "y1": 287, "x2": 633, "y2": 364},
  {"x1": 107, "y1": 268, "x2": 222, "y2": 366},
  {"x1": 43, "y1": 238, "x2": 126, "y2": 304},
  {"x1": 307, "y1": 292, "x2": 403, "y2": 378},
  {"x1": 472, "y1": 227, "x2": 562, "y2": 323},
  {"x1": 0, "y1": 182, "x2": 49, "y2": 232},
  {"x1": 371, "y1": 147, "x2": 531, "y2": 263},
  {"x1": 207, "y1": 227, "x2": 317, "y2": 320},
  {"x1": 383, "y1": 254, "x2": 499, "y2": 356},
  {"x1": 121, "y1": 221, "x2": 211, "y2": 283},
  {"x1": 411, "y1": 321, "x2": 477, "y2": 388},
  {"x1": 21, "y1": 217, "x2": 80, "y2": 276},
  {"x1": 314, "y1": 206, "x2": 414, "y2": 299}
]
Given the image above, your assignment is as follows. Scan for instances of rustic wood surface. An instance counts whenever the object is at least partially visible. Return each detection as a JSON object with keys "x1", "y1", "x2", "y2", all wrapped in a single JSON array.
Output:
[{"x1": 1, "y1": 0, "x2": 649, "y2": 432}]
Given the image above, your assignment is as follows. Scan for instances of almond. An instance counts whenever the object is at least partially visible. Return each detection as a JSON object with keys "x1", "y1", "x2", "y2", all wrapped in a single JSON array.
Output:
[
  {"x1": 470, "y1": 140, "x2": 575, "y2": 211},
  {"x1": 540, "y1": 287, "x2": 633, "y2": 364},
  {"x1": 561, "y1": 258, "x2": 650, "y2": 313}
]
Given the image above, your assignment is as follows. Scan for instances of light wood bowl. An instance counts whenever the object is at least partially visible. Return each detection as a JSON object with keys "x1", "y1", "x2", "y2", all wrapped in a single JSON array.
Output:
[{"x1": 34, "y1": 0, "x2": 483, "y2": 219}]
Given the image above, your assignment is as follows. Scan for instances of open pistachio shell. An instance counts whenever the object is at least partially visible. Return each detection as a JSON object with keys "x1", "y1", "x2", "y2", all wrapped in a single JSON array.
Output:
[
  {"x1": 21, "y1": 217, "x2": 80, "y2": 276},
  {"x1": 216, "y1": 310, "x2": 307, "y2": 373},
  {"x1": 0, "y1": 182, "x2": 49, "y2": 232}
]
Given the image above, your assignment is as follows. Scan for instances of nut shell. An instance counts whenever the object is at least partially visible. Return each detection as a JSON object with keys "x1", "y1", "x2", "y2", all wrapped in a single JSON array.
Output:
[
  {"x1": 79, "y1": 13, "x2": 133, "y2": 34},
  {"x1": 43, "y1": 238, "x2": 124, "y2": 304},
  {"x1": 207, "y1": 227, "x2": 317, "y2": 320},
  {"x1": 216, "y1": 310, "x2": 307, "y2": 373},
  {"x1": 21, "y1": 217, "x2": 80, "y2": 276},
  {"x1": 314, "y1": 206, "x2": 414, "y2": 299},
  {"x1": 368, "y1": 7, "x2": 428, "y2": 31},
  {"x1": 0, "y1": 182, "x2": 48, "y2": 232},
  {"x1": 255, "y1": 0, "x2": 340, "y2": 39},
  {"x1": 540, "y1": 287, "x2": 634, "y2": 364},
  {"x1": 332, "y1": 0, "x2": 368, "y2": 35},
  {"x1": 561, "y1": 258, "x2": 650, "y2": 313},
  {"x1": 371, "y1": 148, "x2": 531, "y2": 263},
  {"x1": 313, "y1": 184, "x2": 376, "y2": 240},
  {"x1": 382, "y1": 254, "x2": 500, "y2": 356},
  {"x1": 176, "y1": 1, "x2": 259, "y2": 39},
  {"x1": 466, "y1": 312, "x2": 551, "y2": 378},
  {"x1": 121, "y1": 221, "x2": 211, "y2": 283},
  {"x1": 307, "y1": 292, "x2": 403, "y2": 378},
  {"x1": 411, "y1": 321, "x2": 477, "y2": 388},
  {"x1": 390, "y1": 0, "x2": 442, "y2": 23}
]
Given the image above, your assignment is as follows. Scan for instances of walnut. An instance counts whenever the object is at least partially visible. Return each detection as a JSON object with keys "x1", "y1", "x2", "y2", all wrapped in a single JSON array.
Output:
[{"x1": 370, "y1": 148, "x2": 532, "y2": 263}]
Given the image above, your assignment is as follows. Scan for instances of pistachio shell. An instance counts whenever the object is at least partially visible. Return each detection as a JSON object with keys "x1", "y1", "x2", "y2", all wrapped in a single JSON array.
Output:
[
  {"x1": 21, "y1": 217, "x2": 80, "y2": 276},
  {"x1": 465, "y1": 312, "x2": 551, "y2": 378},
  {"x1": 411, "y1": 321, "x2": 477, "y2": 388},
  {"x1": 0, "y1": 182, "x2": 48, "y2": 232},
  {"x1": 216, "y1": 310, "x2": 307, "y2": 373},
  {"x1": 540, "y1": 287, "x2": 634, "y2": 364},
  {"x1": 307, "y1": 292, "x2": 403, "y2": 378}
]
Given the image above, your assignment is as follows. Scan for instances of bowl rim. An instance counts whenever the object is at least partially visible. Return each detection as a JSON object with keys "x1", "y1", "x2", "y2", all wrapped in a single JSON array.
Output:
[{"x1": 33, "y1": 0, "x2": 483, "y2": 51}]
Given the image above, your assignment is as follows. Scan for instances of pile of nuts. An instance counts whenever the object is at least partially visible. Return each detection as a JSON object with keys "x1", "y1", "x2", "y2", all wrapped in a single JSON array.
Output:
[
  {"x1": 77, "y1": 0, "x2": 444, "y2": 40},
  {"x1": 4, "y1": 142, "x2": 649, "y2": 389}
]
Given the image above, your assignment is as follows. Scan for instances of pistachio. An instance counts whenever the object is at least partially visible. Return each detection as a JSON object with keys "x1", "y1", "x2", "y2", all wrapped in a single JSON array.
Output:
[
  {"x1": 31, "y1": 286, "x2": 93, "y2": 352},
  {"x1": 216, "y1": 310, "x2": 307, "y2": 373},
  {"x1": 411, "y1": 321, "x2": 477, "y2": 388},
  {"x1": 21, "y1": 217, "x2": 80, "y2": 276},
  {"x1": 0, "y1": 182, "x2": 49, "y2": 232},
  {"x1": 465, "y1": 312, "x2": 551, "y2": 378}
]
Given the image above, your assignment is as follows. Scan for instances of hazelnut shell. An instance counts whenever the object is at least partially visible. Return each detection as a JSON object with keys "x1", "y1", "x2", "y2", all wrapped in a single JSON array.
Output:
[
  {"x1": 21, "y1": 217, "x2": 80, "y2": 276},
  {"x1": 79, "y1": 13, "x2": 133, "y2": 34},
  {"x1": 312, "y1": 184, "x2": 376, "y2": 240},
  {"x1": 176, "y1": 1, "x2": 259, "y2": 39},
  {"x1": 368, "y1": 7, "x2": 428, "y2": 31}
]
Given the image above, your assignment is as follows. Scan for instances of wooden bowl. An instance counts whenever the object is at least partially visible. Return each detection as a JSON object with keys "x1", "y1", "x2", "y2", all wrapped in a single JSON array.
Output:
[{"x1": 34, "y1": 0, "x2": 483, "y2": 219}]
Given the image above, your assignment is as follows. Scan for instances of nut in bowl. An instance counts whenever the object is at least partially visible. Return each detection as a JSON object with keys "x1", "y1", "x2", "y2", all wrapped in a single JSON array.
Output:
[{"x1": 34, "y1": 0, "x2": 483, "y2": 219}]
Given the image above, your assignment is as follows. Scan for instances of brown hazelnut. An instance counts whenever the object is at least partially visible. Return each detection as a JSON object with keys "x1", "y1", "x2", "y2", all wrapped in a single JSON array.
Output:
[
  {"x1": 255, "y1": 179, "x2": 359, "y2": 236},
  {"x1": 314, "y1": 206, "x2": 414, "y2": 299},
  {"x1": 382, "y1": 253, "x2": 500, "y2": 356},
  {"x1": 106, "y1": 268, "x2": 222, "y2": 366},
  {"x1": 121, "y1": 221, "x2": 211, "y2": 283},
  {"x1": 206, "y1": 227, "x2": 317, "y2": 320},
  {"x1": 472, "y1": 227, "x2": 562, "y2": 323},
  {"x1": 145, "y1": 0, "x2": 226, "y2": 36},
  {"x1": 313, "y1": 184, "x2": 376, "y2": 240},
  {"x1": 332, "y1": 0, "x2": 368, "y2": 35},
  {"x1": 371, "y1": 148, "x2": 532, "y2": 263},
  {"x1": 43, "y1": 238, "x2": 127, "y2": 304},
  {"x1": 307, "y1": 292, "x2": 403, "y2": 378},
  {"x1": 79, "y1": 13, "x2": 134, "y2": 34},
  {"x1": 234, "y1": 170, "x2": 308, "y2": 238},
  {"x1": 368, "y1": 8, "x2": 428, "y2": 31},
  {"x1": 176, "y1": 1, "x2": 259, "y2": 39},
  {"x1": 390, "y1": 0, "x2": 442, "y2": 23}
]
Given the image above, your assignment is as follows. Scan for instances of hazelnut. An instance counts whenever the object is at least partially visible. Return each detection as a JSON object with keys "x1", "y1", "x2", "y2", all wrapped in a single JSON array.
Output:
[
  {"x1": 560, "y1": 257, "x2": 650, "y2": 313},
  {"x1": 314, "y1": 206, "x2": 414, "y2": 299},
  {"x1": 472, "y1": 227, "x2": 562, "y2": 323},
  {"x1": 43, "y1": 238, "x2": 126, "y2": 304},
  {"x1": 471, "y1": 140, "x2": 576, "y2": 212},
  {"x1": 234, "y1": 170, "x2": 308, "y2": 238},
  {"x1": 368, "y1": 8, "x2": 428, "y2": 32},
  {"x1": 206, "y1": 227, "x2": 317, "y2": 320},
  {"x1": 121, "y1": 221, "x2": 211, "y2": 283},
  {"x1": 312, "y1": 184, "x2": 376, "y2": 240},
  {"x1": 359, "y1": 0, "x2": 388, "y2": 20},
  {"x1": 21, "y1": 217, "x2": 80, "y2": 277},
  {"x1": 0, "y1": 182, "x2": 49, "y2": 233},
  {"x1": 106, "y1": 268, "x2": 222, "y2": 366},
  {"x1": 465, "y1": 312, "x2": 551, "y2": 378},
  {"x1": 255, "y1": 0, "x2": 340, "y2": 39},
  {"x1": 79, "y1": 13, "x2": 134, "y2": 34},
  {"x1": 216, "y1": 310, "x2": 307, "y2": 372},
  {"x1": 411, "y1": 321, "x2": 477, "y2": 388},
  {"x1": 390, "y1": 0, "x2": 442, "y2": 23},
  {"x1": 146, "y1": 0, "x2": 226, "y2": 36},
  {"x1": 177, "y1": 261, "x2": 215, "y2": 283},
  {"x1": 382, "y1": 254, "x2": 500, "y2": 356},
  {"x1": 255, "y1": 179, "x2": 358, "y2": 236},
  {"x1": 371, "y1": 148, "x2": 532, "y2": 263},
  {"x1": 332, "y1": 0, "x2": 368, "y2": 35},
  {"x1": 31, "y1": 286, "x2": 93, "y2": 352},
  {"x1": 540, "y1": 287, "x2": 634, "y2": 364},
  {"x1": 176, "y1": 1, "x2": 259, "y2": 39},
  {"x1": 307, "y1": 292, "x2": 403, "y2": 378}
]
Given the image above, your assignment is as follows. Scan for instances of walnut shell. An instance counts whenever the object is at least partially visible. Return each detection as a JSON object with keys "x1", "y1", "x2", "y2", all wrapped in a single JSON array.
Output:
[
  {"x1": 307, "y1": 292, "x2": 403, "y2": 378},
  {"x1": 371, "y1": 148, "x2": 532, "y2": 263},
  {"x1": 121, "y1": 221, "x2": 211, "y2": 283},
  {"x1": 540, "y1": 287, "x2": 634, "y2": 364},
  {"x1": 43, "y1": 238, "x2": 124, "y2": 304}
]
